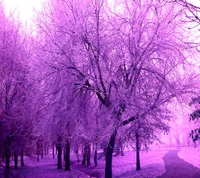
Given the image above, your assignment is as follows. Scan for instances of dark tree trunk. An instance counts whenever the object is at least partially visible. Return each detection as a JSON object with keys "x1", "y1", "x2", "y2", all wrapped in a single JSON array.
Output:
[
  {"x1": 82, "y1": 144, "x2": 87, "y2": 165},
  {"x1": 86, "y1": 143, "x2": 91, "y2": 166},
  {"x1": 105, "y1": 129, "x2": 117, "y2": 178},
  {"x1": 120, "y1": 143, "x2": 124, "y2": 156},
  {"x1": 94, "y1": 145, "x2": 98, "y2": 166},
  {"x1": 82, "y1": 142, "x2": 91, "y2": 166},
  {"x1": 65, "y1": 140, "x2": 70, "y2": 170},
  {"x1": 46, "y1": 142, "x2": 49, "y2": 155},
  {"x1": 14, "y1": 153, "x2": 18, "y2": 170},
  {"x1": 82, "y1": 152, "x2": 86, "y2": 165},
  {"x1": 63, "y1": 148, "x2": 66, "y2": 162},
  {"x1": 41, "y1": 141, "x2": 43, "y2": 159},
  {"x1": 37, "y1": 142, "x2": 40, "y2": 162},
  {"x1": 57, "y1": 145, "x2": 62, "y2": 169},
  {"x1": 74, "y1": 146, "x2": 80, "y2": 162},
  {"x1": 4, "y1": 137, "x2": 11, "y2": 178},
  {"x1": 53, "y1": 144, "x2": 55, "y2": 159},
  {"x1": 2, "y1": 149, "x2": 5, "y2": 162},
  {"x1": 120, "y1": 144, "x2": 124, "y2": 156},
  {"x1": 136, "y1": 132, "x2": 141, "y2": 171},
  {"x1": 21, "y1": 149, "x2": 24, "y2": 166}
]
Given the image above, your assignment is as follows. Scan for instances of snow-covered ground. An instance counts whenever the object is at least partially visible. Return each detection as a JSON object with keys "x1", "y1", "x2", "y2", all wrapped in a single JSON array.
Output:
[
  {"x1": 0, "y1": 150, "x2": 167, "y2": 178},
  {"x1": 113, "y1": 150, "x2": 167, "y2": 178},
  {"x1": 0, "y1": 151, "x2": 167, "y2": 178},
  {"x1": 0, "y1": 155, "x2": 89, "y2": 178},
  {"x1": 2, "y1": 149, "x2": 199, "y2": 178},
  {"x1": 178, "y1": 148, "x2": 200, "y2": 169}
]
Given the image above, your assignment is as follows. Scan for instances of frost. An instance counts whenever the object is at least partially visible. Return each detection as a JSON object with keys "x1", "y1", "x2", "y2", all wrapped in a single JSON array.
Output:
[{"x1": 178, "y1": 149, "x2": 200, "y2": 169}]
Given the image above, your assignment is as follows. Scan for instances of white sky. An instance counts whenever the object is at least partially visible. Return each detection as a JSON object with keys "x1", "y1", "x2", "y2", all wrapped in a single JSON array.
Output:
[
  {"x1": 4, "y1": 0, "x2": 45, "y2": 24},
  {"x1": 4, "y1": 0, "x2": 200, "y2": 23}
]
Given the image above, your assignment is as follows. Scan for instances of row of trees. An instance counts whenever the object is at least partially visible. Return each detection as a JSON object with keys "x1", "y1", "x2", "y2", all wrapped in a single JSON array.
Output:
[{"x1": 0, "y1": 0, "x2": 200, "y2": 178}]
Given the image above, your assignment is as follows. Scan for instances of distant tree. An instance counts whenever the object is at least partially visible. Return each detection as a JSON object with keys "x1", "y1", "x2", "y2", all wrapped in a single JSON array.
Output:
[
  {"x1": 124, "y1": 107, "x2": 170, "y2": 170},
  {"x1": 189, "y1": 97, "x2": 200, "y2": 141}
]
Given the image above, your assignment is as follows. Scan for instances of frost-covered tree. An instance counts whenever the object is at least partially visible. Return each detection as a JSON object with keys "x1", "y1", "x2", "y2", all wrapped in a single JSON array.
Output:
[
  {"x1": 124, "y1": 107, "x2": 170, "y2": 170},
  {"x1": 171, "y1": 0, "x2": 200, "y2": 142},
  {"x1": 0, "y1": 2, "x2": 31, "y2": 177},
  {"x1": 34, "y1": 0, "x2": 198, "y2": 177}
]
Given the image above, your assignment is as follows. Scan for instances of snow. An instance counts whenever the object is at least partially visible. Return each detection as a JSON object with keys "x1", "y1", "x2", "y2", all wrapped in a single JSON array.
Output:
[
  {"x1": 0, "y1": 151, "x2": 167, "y2": 178},
  {"x1": 2, "y1": 148, "x2": 200, "y2": 178},
  {"x1": 113, "y1": 150, "x2": 167, "y2": 178},
  {"x1": 0, "y1": 155, "x2": 89, "y2": 178},
  {"x1": 178, "y1": 147, "x2": 200, "y2": 169},
  {"x1": 0, "y1": 150, "x2": 167, "y2": 178},
  {"x1": 71, "y1": 150, "x2": 167, "y2": 177}
]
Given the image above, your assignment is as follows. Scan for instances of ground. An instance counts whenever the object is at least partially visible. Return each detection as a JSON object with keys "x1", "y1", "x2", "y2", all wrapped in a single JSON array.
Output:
[{"x1": 0, "y1": 148, "x2": 199, "y2": 178}]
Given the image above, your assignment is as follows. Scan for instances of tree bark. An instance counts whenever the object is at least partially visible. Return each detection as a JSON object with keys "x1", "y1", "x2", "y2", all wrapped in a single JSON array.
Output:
[
  {"x1": 4, "y1": 137, "x2": 10, "y2": 178},
  {"x1": 82, "y1": 142, "x2": 91, "y2": 166},
  {"x1": 105, "y1": 129, "x2": 117, "y2": 178},
  {"x1": 94, "y1": 144, "x2": 98, "y2": 166},
  {"x1": 65, "y1": 140, "x2": 70, "y2": 170},
  {"x1": 86, "y1": 143, "x2": 91, "y2": 166},
  {"x1": 21, "y1": 149, "x2": 24, "y2": 166},
  {"x1": 14, "y1": 152, "x2": 18, "y2": 170},
  {"x1": 53, "y1": 144, "x2": 55, "y2": 159},
  {"x1": 57, "y1": 145, "x2": 62, "y2": 169},
  {"x1": 136, "y1": 132, "x2": 141, "y2": 171},
  {"x1": 82, "y1": 147, "x2": 87, "y2": 165},
  {"x1": 120, "y1": 143, "x2": 124, "y2": 156},
  {"x1": 41, "y1": 141, "x2": 44, "y2": 159},
  {"x1": 63, "y1": 148, "x2": 66, "y2": 162},
  {"x1": 74, "y1": 146, "x2": 80, "y2": 162},
  {"x1": 37, "y1": 142, "x2": 40, "y2": 162},
  {"x1": 176, "y1": 138, "x2": 180, "y2": 150}
]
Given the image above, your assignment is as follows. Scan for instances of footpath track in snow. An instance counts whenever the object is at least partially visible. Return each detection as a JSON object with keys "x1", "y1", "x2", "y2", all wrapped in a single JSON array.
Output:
[{"x1": 158, "y1": 150, "x2": 200, "y2": 178}]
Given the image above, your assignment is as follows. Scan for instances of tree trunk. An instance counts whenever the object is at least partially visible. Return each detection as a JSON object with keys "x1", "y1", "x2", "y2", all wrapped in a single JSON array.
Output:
[
  {"x1": 4, "y1": 137, "x2": 11, "y2": 178},
  {"x1": 176, "y1": 137, "x2": 180, "y2": 149},
  {"x1": 41, "y1": 141, "x2": 44, "y2": 159},
  {"x1": 53, "y1": 144, "x2": 55, "y2": 159},
  {"x1": 2, "y1": 149, "x2": 5, "y2": 162},
  {"x1": 37, "y1": 142, "x2": 40, "y2": 162},
  {"x1": 94, "y1": 144, "x2": 98, "y2": 166},
  {"x1": 21, "y1": 149, "x2": 24, "y2": 166},
  {"x1": 65, "y1": 140, "x2": 70, "y2": 170},
  {"x1": 120, "y1": 144, "x2": 124, "y2": 156},
  {"x1": 105, "y1": 129, "x2": 117, "y2": 178},
  {"x1": 57, "y1": 145, "x2": 62, "y2": 169},
  {"x1": 82, "y1": 151, "x2": 86, "y2": 165},
  {"x1": 74, "y1": 146, "x2": 80, "y2": 162},
  {"x1": 63, "y1": 148, "x2": 66, "y2": 162},
  {"x1": 136, "y1": 132, "x2": 141, "y2": 171},
  {"x1": 14, "y1": 153, "x2": 18, "y2": 170},
  {"x1": 82, "y1": 144, "x2": 87, "y2": 165},
  {"x1": 46, "y1": 142, "x2": 49, "y2": 155},
  {"x1": 86, "y1": 143, "x2": 91, "y2": 166}
]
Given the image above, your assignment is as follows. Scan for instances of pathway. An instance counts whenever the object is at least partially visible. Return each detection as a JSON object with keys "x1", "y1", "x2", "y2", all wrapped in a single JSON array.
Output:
[{"x1": 158, "y1": 150, "x2": 200, "y2": 178}]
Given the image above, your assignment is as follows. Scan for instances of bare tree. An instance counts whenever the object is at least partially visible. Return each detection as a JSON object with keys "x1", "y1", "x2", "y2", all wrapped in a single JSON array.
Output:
[
  {"x1": 0, "y1": 2, "x2": 32, "y2": 177},
  {"x1": 34, "y1": 0, "x2": 199, "y2": 177}
]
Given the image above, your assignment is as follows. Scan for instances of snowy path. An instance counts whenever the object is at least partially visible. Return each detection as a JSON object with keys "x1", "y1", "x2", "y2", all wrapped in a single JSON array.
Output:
[{"x1": 158, "y1": 150, "x2": 200, "y2": 178}]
